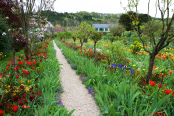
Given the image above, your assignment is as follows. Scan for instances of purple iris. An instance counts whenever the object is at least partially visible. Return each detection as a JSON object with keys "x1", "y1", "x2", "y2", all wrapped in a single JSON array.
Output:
[
  {"x1": 130, "y1": 69, "x2": 134, "y2": 73},
  {"x1": 118, "y1": 64, "x2": 122, "y2": 68},
  {"x1": 88, "y1": 87, "x2": 94, "y2": 94},
  {"x1": 123, "y1": 66, "x2": 127, "y2": 69},
  {"x1": 112, "y1": 64, "x2": 116, "y2": 68}
]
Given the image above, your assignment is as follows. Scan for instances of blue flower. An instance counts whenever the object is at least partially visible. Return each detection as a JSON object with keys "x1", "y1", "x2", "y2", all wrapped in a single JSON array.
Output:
[{"x1": 130, "y1": 69, "x2": 134, "y2": 73}]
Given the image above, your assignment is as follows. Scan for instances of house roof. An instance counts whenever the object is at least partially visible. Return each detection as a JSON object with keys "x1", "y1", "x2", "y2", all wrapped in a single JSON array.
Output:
[{"x1": 92, "y1": 24, "x2": 118, "y2": 28}]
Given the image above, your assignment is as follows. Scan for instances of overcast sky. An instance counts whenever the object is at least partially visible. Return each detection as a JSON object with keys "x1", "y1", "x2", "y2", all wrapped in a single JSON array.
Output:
[{"x1": 53, "y1": 0, "x2": 174, "y2": 18}]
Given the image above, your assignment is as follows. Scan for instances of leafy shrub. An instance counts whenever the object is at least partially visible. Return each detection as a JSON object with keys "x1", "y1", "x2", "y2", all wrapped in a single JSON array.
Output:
[
  {"x1": 0, "y1": 16, "x2": 12, "y2": 55},
  {"x1": 130, "y1": 41, "x2": 142, "y2": 54}
]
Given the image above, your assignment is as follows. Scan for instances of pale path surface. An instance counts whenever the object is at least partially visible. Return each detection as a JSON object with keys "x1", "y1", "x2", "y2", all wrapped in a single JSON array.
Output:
[{"x1": 53, "y1": 40, "x2": 101, "y2": 116}]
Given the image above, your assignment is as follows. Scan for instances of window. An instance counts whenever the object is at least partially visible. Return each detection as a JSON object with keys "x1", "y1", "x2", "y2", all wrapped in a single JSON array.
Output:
[
  {"x1": 99, "y1": 28, "x2": 104, "y2": 31},
  {"x1": 95, "y1": 28, "x2": 98, "y2": 31},
  {"x1": 105, "y1": 28, "x2": 108, "y2": 31}
]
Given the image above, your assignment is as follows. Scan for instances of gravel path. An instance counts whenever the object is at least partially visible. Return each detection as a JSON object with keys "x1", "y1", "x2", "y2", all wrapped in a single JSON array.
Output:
[{"x1": 53, "y1": 40, "x2": 101, "y2": 116}]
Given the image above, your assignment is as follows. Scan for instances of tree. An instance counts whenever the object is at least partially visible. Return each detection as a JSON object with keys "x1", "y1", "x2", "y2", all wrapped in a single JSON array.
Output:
[
  {"x1": 57, "y1": 32, "x2": 64, "y2": 40},
  {"x1": 72, "y1": 27, "x2": 79, "y2": 48},
  {"x1": 0, "y1": 0, "x2": 22, "y2": 28},
  {"x1": 91, "y1": 31, "x2": 103, "y2": 54},
  {"x1": 109, "y1": 36, "x2": 119, "y2": 44},
  {"x1": 0, "y1": 16, "x2": 12, "y2": 56},
  {"x1": 110, "y1": 24, "x2": 125, "y2": 37},
  {"x1": 18, "y1": 0, "x2": 55, "y2": 60},
  {"x1": 0, "y1": 0, "x2": 28, "y2": 67},
  {"x1": 121, "y1": 0, "x2": 174, "y2": 83},
  {"x1": 77, "y1": 21, "x2": 95, "y2": 49},
  {"x1": 118, "y1": 11, "x2": 151, "y2": 31},
  {"x1": 64, "y1": 28, "x2": 72, "y2": 40}
]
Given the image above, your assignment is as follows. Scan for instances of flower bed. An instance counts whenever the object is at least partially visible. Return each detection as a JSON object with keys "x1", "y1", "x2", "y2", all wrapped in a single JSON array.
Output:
[
  {"x1": 55, "y1": 39, "x2": 174, "y2": 116},
  {"x1": 0, "y1": 39, "x2": 75, "y2": 116}
]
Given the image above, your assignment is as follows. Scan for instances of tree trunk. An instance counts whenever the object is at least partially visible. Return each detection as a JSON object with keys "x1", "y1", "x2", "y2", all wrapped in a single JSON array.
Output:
[
  {"x1": 94, "y1": 42, "x2": 96, "y2": 54},
  {"x1": 83, "y1": 38, "x2": 88, "y2": 43},
  {"x1": 146, "y1": 54, "x2": 155, "y2": 83},
  {"x1": 13, "y1": 49, "x2": 16, "y2": 68},
  {"x1": 81, "y1": 42, "x2": 83, "y2": 50},
  {"x1": 74, "y1": 40, "x2": 76, "y2": 48},
  {"x1": 24, "y1": 46, "x2": 30, "y2": 60}
]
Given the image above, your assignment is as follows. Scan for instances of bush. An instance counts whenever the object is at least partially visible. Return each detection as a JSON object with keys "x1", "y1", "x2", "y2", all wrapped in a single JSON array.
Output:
[
  {"x1": 44, "y1": 33, "x2": 50, "y2": 39},
  {"x1": 0, "y1": 16, "x2": 12, "y2": 56},
  {"x1": 130, "y1": 41, "x2": 142, "y2": 54}
]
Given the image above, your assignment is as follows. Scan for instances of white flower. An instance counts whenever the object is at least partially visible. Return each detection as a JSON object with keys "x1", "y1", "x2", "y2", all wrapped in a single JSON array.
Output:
[
  {"x1": 11, "y1": 7, "x2": 16, "y2": 12},
  {"x1": 6, "y1": 17, "x2": 9, "y2": 19},
  {"x1": 8, "y1": 29, "x2": 11, "y2": 31},
  {"x1": 2, "y1": 32, "x2": 6, "y2": 36},
  {"x1": 16, "y1": 39, "x2": 19, "y2": 41}
]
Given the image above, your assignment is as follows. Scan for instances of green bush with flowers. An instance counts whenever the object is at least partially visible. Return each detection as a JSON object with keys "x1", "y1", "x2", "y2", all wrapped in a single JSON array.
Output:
[{"x1": 130, "y1": 41, "x2": 142, "y2": 54}]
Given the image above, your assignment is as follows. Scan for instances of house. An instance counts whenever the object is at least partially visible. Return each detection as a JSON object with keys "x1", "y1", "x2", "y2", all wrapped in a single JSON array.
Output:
[{"x1": 92, "y1": 24, "x2": 118, "y2": 32}]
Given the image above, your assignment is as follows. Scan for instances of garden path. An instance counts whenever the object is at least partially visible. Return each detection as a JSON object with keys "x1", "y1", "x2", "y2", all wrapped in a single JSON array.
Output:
[{"x1": 53, "y1": 40, "x2": 101, "y2": 116}]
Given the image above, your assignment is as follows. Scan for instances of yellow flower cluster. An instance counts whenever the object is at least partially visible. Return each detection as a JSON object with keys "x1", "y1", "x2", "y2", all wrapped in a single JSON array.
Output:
[{"x1": 164, "y1": 48, "x2": 174, "y2": 52}]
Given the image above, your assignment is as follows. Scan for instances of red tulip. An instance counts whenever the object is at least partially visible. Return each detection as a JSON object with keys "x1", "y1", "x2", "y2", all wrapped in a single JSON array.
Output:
[
  {"x1": 32, "y1": 66, "x2": 35, "y2": 69},
  {"x1": 166, "y1": 90, "x2": 172, "y2": 95},
  {"x1": 12, "y1": 106, "x2": 18, "y2": 112},
  {"x1": 0, "y1": 110, "x2": 3, "y2": 116},
  {"x1": 7, "y1": 63, "x2": 10, "y2": 66},
  {"x1": 29, "y1": 95, "x2": 35, "y2": 101},
  {"x1": 20, "y1": 85, "x2": 24, "y2": 89},
  {"x1": 158, "y1": 84, "x2": 163, "y2": 88},
  {"x1": 6, "y1": 67, "x2": 9, "y2": 70},
  {"x1": 19, "y1": 101, "x2": 23, "y2": 105},
  {"x1": 149, "y1": 81, "x2": 156, "y2": 86},
  {"x1": 22, "y1": 55, "x2": 24, "y2": 57},
  {"x1": 22, "y1": 69, "x2": 26, "y2": 73},
  {"x1": 16, "y1": 75, "x2": 19, "y2": 79}
]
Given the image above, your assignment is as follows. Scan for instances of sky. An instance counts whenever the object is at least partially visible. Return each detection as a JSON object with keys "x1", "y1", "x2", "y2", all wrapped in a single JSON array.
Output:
[{"x1": 53, "y1": 0, "x2": 174, "y2": 18}]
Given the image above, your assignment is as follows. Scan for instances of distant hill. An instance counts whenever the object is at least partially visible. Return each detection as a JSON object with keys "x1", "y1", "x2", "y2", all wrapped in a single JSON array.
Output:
[{"x1": 32, "y1": 10, "x2": 167, "y2": 27}]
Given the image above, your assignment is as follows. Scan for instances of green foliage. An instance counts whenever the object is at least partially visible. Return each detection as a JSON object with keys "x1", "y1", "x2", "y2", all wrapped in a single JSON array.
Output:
[
  {"x1": 0, "y1": 16, "x2": 12, "y2": 55},
  {"x1": 109, "y1": 36, "x2": 119, "y2": 44},
  {"x1": 57, "y1": 32, "x2": 65, "y2": 40},
  {"x1": 119, "y1": 11, "x2": 151, "y2": 31},
  {"x1": 64, "y1": 29, "x2": 72, "y2": 39},
  {"x1": 44, "y1": 33, "x2": 50, "y2": 39},
  {"x1": 77, "y1": 21, "x2": 95, "y2": 48},
  {"x1": 110, "y1": 24, "x2": 125, "y2": 37},
  {"x1": 130, "y1": 41, "x2": 142, "y2": 54},
  {"x1": 91, "y1": 31, "x2": 103, "y2": 43}
]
